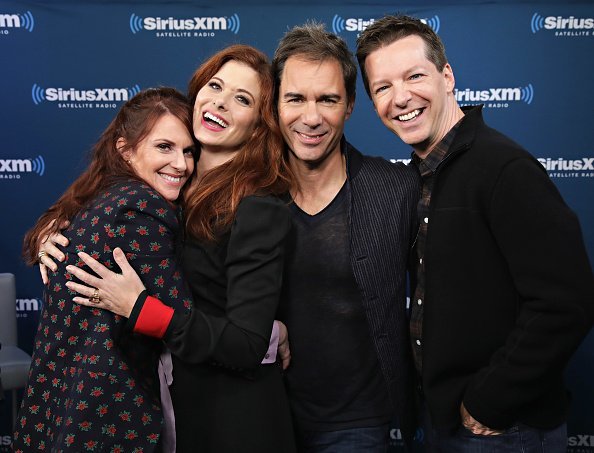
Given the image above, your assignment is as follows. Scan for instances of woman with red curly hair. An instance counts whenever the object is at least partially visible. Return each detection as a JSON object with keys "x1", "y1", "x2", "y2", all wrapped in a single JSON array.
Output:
[{"x1": 33, "y1": 45, "x2": 297, "y2": 452}]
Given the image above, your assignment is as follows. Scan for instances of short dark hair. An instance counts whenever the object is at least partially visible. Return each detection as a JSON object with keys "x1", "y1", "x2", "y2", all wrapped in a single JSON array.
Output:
[
  {"x1": 356, "y1": 14, "x2": 448, "y2": 97},
  {"x1": 272, "y1": 21, "x2": 357, "y2": 106}
]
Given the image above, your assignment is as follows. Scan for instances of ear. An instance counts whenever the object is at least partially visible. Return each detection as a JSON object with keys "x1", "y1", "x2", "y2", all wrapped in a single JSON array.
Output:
[
  {"x1": 442, "y1": 63, "x2": 456, "y2": 93},
  {"x1": 116, "y1": 137, "x2": 132, "y2": 162},
  {"x1": 344, "y1": 98, "x2": 355, "y2": 121}
]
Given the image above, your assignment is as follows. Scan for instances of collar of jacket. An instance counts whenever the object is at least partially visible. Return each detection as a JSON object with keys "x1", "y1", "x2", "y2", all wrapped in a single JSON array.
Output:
[
  {"x1": 342, "y1": 136, "x2": 363, "y2": 182},
  {"x1": 448, "y1": 104, "x2": 484, "y2": 156}
]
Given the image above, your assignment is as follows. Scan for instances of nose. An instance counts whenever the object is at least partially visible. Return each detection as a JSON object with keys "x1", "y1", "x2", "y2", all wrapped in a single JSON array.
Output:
[
  {"x1": 302, "y1": 101, "x2": 322, "y2": 128},
  {"x1": 212, "y1": 95, "x2": 227, "y2": 111},
  {"x1": 171, "y1": 149, "x2": 188, "y2": 173},
  {"x1": 392, "y1": 82, "x2": 412, "y2": 108}
]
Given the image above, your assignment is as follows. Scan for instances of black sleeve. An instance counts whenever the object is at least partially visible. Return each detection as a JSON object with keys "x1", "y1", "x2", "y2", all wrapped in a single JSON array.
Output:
[{"x1": 162, "y1": 195, "x2": 291, "y2": 369}]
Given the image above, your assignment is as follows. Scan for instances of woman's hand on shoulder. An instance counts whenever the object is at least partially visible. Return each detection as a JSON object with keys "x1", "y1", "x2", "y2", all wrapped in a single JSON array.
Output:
[{"x1": 65, "y1": 247, "x2": 145, "y2": 318}]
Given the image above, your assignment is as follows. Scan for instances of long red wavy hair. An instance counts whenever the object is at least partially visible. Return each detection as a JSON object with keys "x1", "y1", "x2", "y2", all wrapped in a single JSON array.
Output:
[
  {"x1": 22, "y1": 87, "x2": 194, "y2": 264},
  {"x1": 184, "y1": 44, "x2": 295, "y2": 241}
]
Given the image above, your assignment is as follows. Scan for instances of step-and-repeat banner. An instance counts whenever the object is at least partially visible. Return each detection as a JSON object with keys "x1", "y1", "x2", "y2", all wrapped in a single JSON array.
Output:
[{"x1": 1, "y1": 1, "x2": 593, "y2": 451}]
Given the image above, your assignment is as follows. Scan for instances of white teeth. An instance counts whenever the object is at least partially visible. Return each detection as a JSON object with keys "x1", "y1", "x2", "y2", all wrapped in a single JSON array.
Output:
[
  {"x1": 398, "y1": 109, "x2": 421, "y2": 121},
  {"x1": 204, "y1": 112, "x2": 228, "y2": 128},
  {"x1": 298, "y1": 132, "x2": 324, "y2": 139},
  {"x1": 161, "y1": 174, "x2": 181, "y2": 183}
]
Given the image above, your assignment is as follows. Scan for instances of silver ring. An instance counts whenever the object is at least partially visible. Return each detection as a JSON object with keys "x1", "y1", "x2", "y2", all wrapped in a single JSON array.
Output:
[{"x1": 37, "y1": 251, "x2": 47, "y2": 260}]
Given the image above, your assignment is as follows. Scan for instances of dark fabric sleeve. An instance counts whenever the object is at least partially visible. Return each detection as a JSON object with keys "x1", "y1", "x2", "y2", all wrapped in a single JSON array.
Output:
[
  {"x1": 160, "y1": 195, "x2": 291, "y2": 369},
  {"x1": 72, "y1": 181, "x2": 192, "y2": 396},
  {"x1": 462, "y1": 157, "x2": 594, "y2": 428},
  {"x1": 98, "y1": 183, "x2": 193, "y2": 314}
]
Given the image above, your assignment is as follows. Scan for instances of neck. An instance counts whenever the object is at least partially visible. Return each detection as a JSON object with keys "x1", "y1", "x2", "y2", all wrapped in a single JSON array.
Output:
[
  {"x1": 290, "y1": 147, "x2": 346, "y2": 215},
  {"x1": 196, "y1": 147, "x2": 237, "y2": 178},
  {"x1": 414, "y1": 100, "x2": 465, "y2": 159}
]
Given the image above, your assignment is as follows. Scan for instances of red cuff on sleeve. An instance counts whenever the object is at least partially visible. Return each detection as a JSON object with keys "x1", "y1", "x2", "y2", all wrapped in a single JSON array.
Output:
[{"x1": 133, "y1": 296, "x2": 174, "y2": 339}]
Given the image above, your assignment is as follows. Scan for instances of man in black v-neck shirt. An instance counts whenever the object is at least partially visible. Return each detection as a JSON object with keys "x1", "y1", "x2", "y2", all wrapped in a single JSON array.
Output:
[
  {"x1": 283, "y1": 183, "x2": 393, "y2": 434},
  {"x1": 273, "y1": 23, "x2": 420, "y2": 452}
]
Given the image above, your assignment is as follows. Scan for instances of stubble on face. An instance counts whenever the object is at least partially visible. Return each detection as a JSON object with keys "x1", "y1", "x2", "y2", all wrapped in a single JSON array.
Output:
[{"x1": 278, "y1": 57, "x2": 352, "y2": 172}]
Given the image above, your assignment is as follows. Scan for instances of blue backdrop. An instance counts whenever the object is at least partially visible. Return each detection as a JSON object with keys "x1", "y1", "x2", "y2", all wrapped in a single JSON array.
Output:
[{"x1": 1, "y1": 0, "x2": 593, "y2": 451}]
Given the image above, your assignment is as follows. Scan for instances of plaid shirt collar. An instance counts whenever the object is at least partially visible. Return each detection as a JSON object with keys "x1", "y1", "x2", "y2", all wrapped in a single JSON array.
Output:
[{"x1": 411, "y1": 117, "x2": 465, "y2": 177}]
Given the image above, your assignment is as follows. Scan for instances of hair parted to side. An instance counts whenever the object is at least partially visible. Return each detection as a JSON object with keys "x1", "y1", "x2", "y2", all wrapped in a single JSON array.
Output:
[
  {"x1": 272, "y1": 21, "x2": 357, "y2": 107},
  {"x1": 356, "y1": 14, "x2": 448, "y2": 98},
  {"x1": 184, "y1": 44, "x2": 295, "y2": 242},
  {"x1": 23, "y1": 87, "x2": 194, "y2": 265}
]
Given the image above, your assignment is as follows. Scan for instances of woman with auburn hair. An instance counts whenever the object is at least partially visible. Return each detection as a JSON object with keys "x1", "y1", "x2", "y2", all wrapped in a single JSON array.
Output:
[
  {"x1": 15, "y1": 87, "x2": 196, "y2": 452},
  {"x1": 38, "y1": 44, "x2": 297, "y2": 452}
]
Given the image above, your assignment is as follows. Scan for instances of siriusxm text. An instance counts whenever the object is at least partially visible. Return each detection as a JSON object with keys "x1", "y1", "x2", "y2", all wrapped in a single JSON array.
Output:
[
  {"x1": 538, "y1": 158, "x2": 594, "y2": 171},
  {"x1": 143, "y1": 17, "x2": 228, "y2": 30},
  {"x1": 455, "y1": 88, "x2": 523, "y2": 102}
]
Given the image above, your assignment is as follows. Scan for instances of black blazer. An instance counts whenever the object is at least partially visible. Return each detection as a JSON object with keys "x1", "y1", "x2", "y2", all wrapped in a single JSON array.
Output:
[{"x1": 345, "y1": 140, "x2": 421, "y2": 444}]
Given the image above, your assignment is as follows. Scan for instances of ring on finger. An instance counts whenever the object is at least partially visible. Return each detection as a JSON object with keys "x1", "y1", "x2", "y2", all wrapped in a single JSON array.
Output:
[
  {"x1": 38, "y1": 251, "x2": 47, "y2": 260},
  {"x1": 90, "y1": 288, "x2": 101, "y2": 304}
]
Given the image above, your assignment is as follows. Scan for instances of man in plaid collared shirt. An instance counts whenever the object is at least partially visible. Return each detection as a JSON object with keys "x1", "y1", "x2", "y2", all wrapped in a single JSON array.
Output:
[{"x1": 357, "y1": 14, "x2": 594, "y2": 453}]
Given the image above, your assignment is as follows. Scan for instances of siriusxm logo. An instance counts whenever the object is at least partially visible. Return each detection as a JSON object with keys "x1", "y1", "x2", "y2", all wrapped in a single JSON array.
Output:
[
  {"x1": 32, "y1": 83, "x2": 140, "y2": 105},
  {"x1": 531, "y1": 12, "x2": 594, "y2": 33},
  {"x1": 331, "y1": 15, "x2": 375, "y2": 33},
  {"x1": 1, "y1": 435, "x2": 12, "y2": 446},
  {"x1": 568, "y1": 434, "x2": 594, "y2": 447},
  {"x1": 538, "y1": 157, "x2": 594, "y2": 171},
  {"x1": 331, "y1": 14, "x2": 440, "y2": 34},
  {"x1": 0, "y1": 10, "x2": 34, "y2": 32},
  {"x1": 16, "y1": 298, "x2": 41, "y2": 312},
  {"x1": 129, "y1": 13, "x2": 240, "y2": 35},
  {"x1": 455, "y1": 84, "x2": 534, "y2": 106},
  {"x1": 390, "y1": 428, "x2": 424, "y2": 443},
  {"x1": 0, "y1": 156, "x2": 45, "y2": 178},
  {"x1": 31, "y1": 83, "x2": 140, "y2": 109},
  {"x1": 390, "y1": 158, "x2": 412, "y2": 165},
  {"x1": 538, "y1": 157, "x2": 594, "y2": 178},
  {"x1": 420, "y1": 15, "x2": 441, "y2": 33}
]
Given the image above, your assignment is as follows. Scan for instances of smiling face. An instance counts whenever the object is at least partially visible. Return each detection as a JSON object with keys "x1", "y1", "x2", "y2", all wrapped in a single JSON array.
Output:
[
  {"x1": 277, "y1": 56, "x2": 353, "y2": 168},
  {"x1": 365, "y1": 35, "x2": 461, "y2": 157},
  {"x1": 193, "y1": 60, "x2": 261, "y2": 157},
  {"x1": 125, "y1": 113, "x2": 195, "y2": 202}
]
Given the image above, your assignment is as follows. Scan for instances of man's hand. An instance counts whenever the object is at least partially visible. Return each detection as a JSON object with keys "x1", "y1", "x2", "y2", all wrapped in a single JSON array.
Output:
[{"x1": 460, "y1": 403, "x2": 503, "y2": 436}]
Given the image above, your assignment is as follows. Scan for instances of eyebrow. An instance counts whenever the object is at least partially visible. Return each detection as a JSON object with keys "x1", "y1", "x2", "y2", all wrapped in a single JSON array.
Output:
[
  {"x1": 211, "y1": 76, "x2": 255, "y2": 101},
  {"x1": 282, "y1": 91, "x2": 304, "y2": 99},
  {"x1": 319, "y1": 94, "x2": 341, "y2": 102},
  {"x1": 282, "y1": 92, "x2": 342, "y2": 101}
]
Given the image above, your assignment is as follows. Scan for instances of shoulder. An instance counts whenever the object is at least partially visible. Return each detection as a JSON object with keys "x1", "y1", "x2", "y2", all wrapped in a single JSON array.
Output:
[
  {"x1": 463, "y1": 108, "x2": 536, "y2": 166},
  {"x1": 86, "y1": 178, "x2": 180, "y2": 236},
  {"x1": 105, "y1": 179, "x2": 171, "y2": 206},
  {"x1": 237, "y1": 194, "x2": 290, "y2": 217},
  {"x1": 232, "y1": 195, "x2": 291, "y2": 237},
  {"x1": 104, "y1": 179, "x2": 177, "y2": 219},
  {"x1": 346, "y1": 139, "x2": 419, "y2": 185},
  {"x1": 355, "y1": 154, "x2": 421, "y2": 193}
]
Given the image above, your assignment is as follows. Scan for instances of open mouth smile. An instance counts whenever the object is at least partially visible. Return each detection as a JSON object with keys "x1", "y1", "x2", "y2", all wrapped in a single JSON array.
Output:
[
  {"x1": 296, "y1": 131, "x2": 327, "y2": 144},
  {"x1": 159, "y1": 173, "x2": 183, "y2": 184},
  {"x1": 397, "y1": 108, "x2": 424, "y2": 122},
  {"x1": 203, "y1": 112, "x2": 228, "y2": 128}
]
